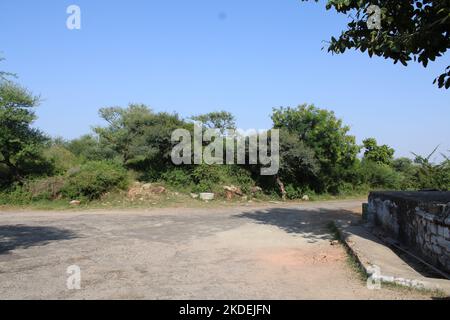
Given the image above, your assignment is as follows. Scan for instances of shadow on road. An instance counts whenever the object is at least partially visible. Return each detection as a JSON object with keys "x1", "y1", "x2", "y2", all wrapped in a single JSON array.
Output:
[
  {"x1": 237, "y1": 206, "x2": 449, "y2": 283},
  {"x1": 236, "y1": 207, "x2": 360, "y2": 243},
  {"x1": 0, "y1": 225, "x2": 78, "y2": 254}
]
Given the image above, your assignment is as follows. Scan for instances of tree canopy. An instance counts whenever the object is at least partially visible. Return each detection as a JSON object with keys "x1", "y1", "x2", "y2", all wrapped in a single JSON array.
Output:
[
  {"x1": 304, "y1": 0, "x2": 450, "y2": 88},
  {"x1": 272, "y1": 104, "x2": 360, "y2": 192},
  {"x1": 0, "y1": 82, "x2": 50, "y2": 183},
  {"x1": 94, "y1": 104, "x2": 187, "y2": 178},
  {"x1": 190, "y1": 111, "x2": 236, "y2": 134},
  {"x1": 362, "y1": 138, "x2": 395, "y2": 165}
]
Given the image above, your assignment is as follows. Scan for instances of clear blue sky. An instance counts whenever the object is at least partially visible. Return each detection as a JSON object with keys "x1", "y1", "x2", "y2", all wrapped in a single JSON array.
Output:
[{"x1": 1, "y1": 0, "x2": 449, "y2": 160}]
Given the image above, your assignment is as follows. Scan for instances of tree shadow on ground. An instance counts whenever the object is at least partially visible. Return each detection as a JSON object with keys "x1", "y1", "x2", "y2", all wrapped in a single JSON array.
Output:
[
  {"x1": 0, "y1": 225, "x2": 78, "y2": 255},
  {"x1": 237, "y1": 206, "x2": 449, "y2": 285},
  {"x1": 236, "y1": 207, "x2": 361, "y2": 243}
]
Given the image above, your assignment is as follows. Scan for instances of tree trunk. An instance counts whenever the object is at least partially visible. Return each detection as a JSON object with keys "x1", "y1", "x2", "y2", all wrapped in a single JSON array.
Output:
[
  {"x1": 1, "y1": 158, "x2": 23, "y2": 182},
  {"x1": 276, "y1": 175, "x2": 287, "y2": 201}
]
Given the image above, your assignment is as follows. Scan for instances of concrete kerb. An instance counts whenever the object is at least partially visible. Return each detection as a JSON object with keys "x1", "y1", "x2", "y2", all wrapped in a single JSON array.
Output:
[{"x1": 334, "y1": 220, "x2": 450, "y2": 296}]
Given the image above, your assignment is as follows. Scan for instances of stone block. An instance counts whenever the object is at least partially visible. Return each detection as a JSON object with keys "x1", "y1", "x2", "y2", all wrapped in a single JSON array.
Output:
[
  {"x1": 431, "y1": 245, "x2": 442, "y2": 255},
  {"x1": 428, "y1": 223, "x2": 438, "y2": 235},
  {"x1": 436, "y1": 236, "x2": 450, "y2": 249},
  {"x1": 437, "y1": 225, "x2": 449, "y2": 239}
]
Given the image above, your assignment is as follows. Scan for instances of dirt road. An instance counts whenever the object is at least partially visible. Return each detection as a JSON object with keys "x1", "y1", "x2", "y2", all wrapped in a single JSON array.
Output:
[{"x1": 0, "y1": 200, "x2": 435, "y2": 299}]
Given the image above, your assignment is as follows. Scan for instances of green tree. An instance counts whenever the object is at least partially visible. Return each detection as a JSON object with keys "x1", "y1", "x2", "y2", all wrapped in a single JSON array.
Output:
[
  {"x1": 191, "y1": 111, "x2": 236, "y2": 134},
  {"x1": 0, "y1": 57, "x2": 16, "y2": 81},
  {"x1": 276, "y1": 129, "x2": 320, "y2": 199},
  {"x1": 303, "y1": 0, "x2": 450, "y2": 88},
  {"x1": 94, "y1": 104, "x2": 187, "y2": 179},
  {"x1": 362, "y1": 138, "x2": 395, "y2": 165},
  {"x1": 359, "y1": 159, "x2": 403, "y2": 190},
  {"x1": 0, "y1": 82, "x2": 50, "y2": 183},
  {"x1": 66, "y1": 134, "x2": 117, "y2": 162},
  {"x1": 272, "y1": 104, "x2": 360, "y2": 193}
]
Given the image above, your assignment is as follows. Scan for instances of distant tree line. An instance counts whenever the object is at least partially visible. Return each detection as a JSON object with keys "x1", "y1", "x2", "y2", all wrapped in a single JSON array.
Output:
[{"x1": 1, "y1": 70, "x2": 449, "y2": 204}]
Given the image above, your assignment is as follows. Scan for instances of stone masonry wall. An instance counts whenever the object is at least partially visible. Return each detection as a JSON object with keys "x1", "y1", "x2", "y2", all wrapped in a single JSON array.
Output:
[{"x1": 368, "y1": 192, "x2": 450, "y2": 274}]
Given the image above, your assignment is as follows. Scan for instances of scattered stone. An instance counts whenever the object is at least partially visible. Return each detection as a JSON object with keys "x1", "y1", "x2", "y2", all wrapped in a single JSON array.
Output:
[
  {"x1": 250, "y1": 186, "x2": 263, "y2": 194},
  {"x1": 223, "y1": 185, "x2": 243, "y2": 200},
  {"x1": 200, "y1": 193, "x2": 215, "y2": 201},
  {"x1": 330, "y1": 240, "x2": 339, "y2": 246},
  {"x1": 190, "y1": 193, "x2": 199, "y2": 199},
  {"x1": 69, "y1": 200, "x2": 81, "y2": 206},
  {"x1": 150, "y1": 186, "x2": 166, "y2": 194},
  {"x1": 142, "y1": 183, "x2": 152, "y2": 190},
  {"x1": 127, "y1": 182, "x2": 166, "y2": 200},
  {"x1": 302, "y1": 195, "x2": 310, "y2": 201}
]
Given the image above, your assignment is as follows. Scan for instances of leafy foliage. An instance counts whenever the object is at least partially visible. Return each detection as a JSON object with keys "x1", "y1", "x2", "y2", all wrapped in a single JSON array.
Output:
[
  {"x1": 359, "y1": 159, "x2": 403, "y2": 189},
  {"x1": 61, "y1": 161, "x2": 129, "y2": 200},
  {"x1": 0, "y1": 76, "x2": 447, "y2": 202},
  {"x1": 191, "y1": 111, "x2": 236, "y2": 134},
  {"x1": 412, "y1": 147, "x2": 450, "y2": 190},
  {"x1": 272, "y1": 104, "x2": 360, "y2": 193},
  {"x1": 66, "y1": 135, "x2": 117, "y2": 162},
  {"x1": 0, "y1": 82, "x2": 52, "y2": 184},
  {"x1": 304, "y1": 0, "x2": 450, "y2": 88},
  {"x1": 362, "y1": 138, "x2": 395, "y2": 165},
  {"x1": 94, "y1": 104, "x2": 186, "y2": 179},
  {"x1": 277, "y1": 129, "x2": 319, "y2": 188}
]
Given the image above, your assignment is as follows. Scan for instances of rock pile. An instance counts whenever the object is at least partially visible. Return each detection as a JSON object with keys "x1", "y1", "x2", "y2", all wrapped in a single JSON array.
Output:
[{"x1": 127, "y1": 182, "x2": 166, "y2": 201}]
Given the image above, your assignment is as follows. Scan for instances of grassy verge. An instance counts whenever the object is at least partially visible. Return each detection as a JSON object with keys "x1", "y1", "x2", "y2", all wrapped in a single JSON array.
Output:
[
  {"x1": 327, "y1": 221, "x2": 368, "y2": 281},
  {"x1": 0, "y1": 188, "x2": 368, "y2": 211}
]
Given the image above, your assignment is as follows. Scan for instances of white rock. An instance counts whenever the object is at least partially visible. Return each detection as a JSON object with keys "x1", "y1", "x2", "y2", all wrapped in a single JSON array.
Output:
[{"x1": 200, "y1": 193, "x2": 215, "y2": 201}]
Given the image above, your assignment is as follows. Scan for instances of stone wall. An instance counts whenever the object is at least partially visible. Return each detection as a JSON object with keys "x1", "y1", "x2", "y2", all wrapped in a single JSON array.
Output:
[{"x1": 367, "y1": 191, "x2": 450, "y2": 274}]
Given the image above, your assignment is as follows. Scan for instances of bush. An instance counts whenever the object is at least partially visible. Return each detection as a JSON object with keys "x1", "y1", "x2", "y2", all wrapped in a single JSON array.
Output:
[
  {"x1": 44, "y1": 145, "x2": 79, "y2": 175},
  {"x1": 191, "y1": 165, "x2": 222, "y2": 193},
  {"x1": 190, "y1": 164, "x2": 256, "y2": 194},
  {"x1": 0, "y1": 184, "x2": 32, "y2": 205},
  {"x1": 360, "y1": 160, "x2": 402, "y2": 189},
  {"x1": 25, "y1": 176, "x2": 65, "y2": 200},
  {"x1": 285, "y1": 184, "x2": 303, "y2": 199},
  {"x1": 161, "y1": 168, "x2": 194, "y2": 190},
  {"x1": 61, "y1": 161, "x2": 129, "y2": 200}
]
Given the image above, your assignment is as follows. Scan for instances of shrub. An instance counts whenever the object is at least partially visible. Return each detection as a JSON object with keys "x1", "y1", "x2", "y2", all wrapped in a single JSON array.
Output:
[
  {"x1": 191, "y1": 165, "x2": 222, "y2": 193},
  {"x1": 61, "y1": 161, "x2": 129, "y2": 200},
  {"x1": 0, "y1": 184, "x2": 32, "y2": 205},
  {"x1": 413, "y1": 152, "x2": 450, "y2": 191},
  {"x1": 360, "y1": 160, "x2": 402, "y2": 189},
  {"x1": 44, "y1": 145, "x2": 79, "y2": 175},
  {"x1": 25, "y1": 176, "x2": 65, "y2": 200},
  {"x1": 161, "y1": 168, "x2": 194, "y2": 188},
  {"x1": 285, "y1": 184, "x2": 303, "y2": 199},
  {"x1": 190, "y1": 164, "x2": 255, "y2": 194}
]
